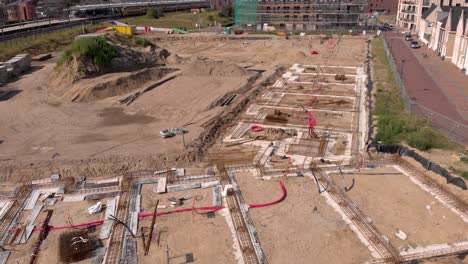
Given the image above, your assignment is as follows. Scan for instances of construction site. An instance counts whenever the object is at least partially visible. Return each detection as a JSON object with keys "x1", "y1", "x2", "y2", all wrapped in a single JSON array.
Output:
[
  {"x1": 0, "y1": 23, "x2": 467, "y2": 264},
  {"x1": 235, "y1": 0, "x2": 368, "y2": 31}
]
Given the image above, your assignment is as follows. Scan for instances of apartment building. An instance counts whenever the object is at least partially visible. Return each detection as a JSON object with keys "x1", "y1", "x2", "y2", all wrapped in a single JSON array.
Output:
[
  {"x1": 397, "y1": 0, "x2": 468, "y2": 32},
  {"x1": 365, "y1": 0, "x2": 399, "y2": 14},
  {"x1": 236, "y1": 0, "x2": 367, "y2": 31},
  {"x1": 418, "y1": 4, "x2": 468, "y2": 74}
]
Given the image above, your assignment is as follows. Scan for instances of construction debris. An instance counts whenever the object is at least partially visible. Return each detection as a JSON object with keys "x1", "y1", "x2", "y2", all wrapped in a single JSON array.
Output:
[
  {"x1": 88, "y1": 202, "x2": 103, "y2": 215},
  {"x1": 160, "y1": 128, "x2": 186, "y2": 138}
]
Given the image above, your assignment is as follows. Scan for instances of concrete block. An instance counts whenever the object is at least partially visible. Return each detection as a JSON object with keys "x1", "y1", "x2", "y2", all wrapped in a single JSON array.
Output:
[
  {"x1": 167, "y1": 182, "x2": 201, "y2": 193},
  {"x1": 201, "y1": 180, "x2": 221, "y2": 189},
  {"x1": 212, "y1": 186, "x2": 222, "y2": 206},
  {"x1": 156, "y1": 177, "x2": 167, "y2": 193},
  {"x1": 5, "y1": 54, "x2": 31, "y2": 76}
]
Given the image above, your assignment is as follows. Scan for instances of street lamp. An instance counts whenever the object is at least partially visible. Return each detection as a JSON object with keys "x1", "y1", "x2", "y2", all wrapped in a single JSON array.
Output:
[{"x1": 400, "y1": 59, "x2": 407, "y2": 80}]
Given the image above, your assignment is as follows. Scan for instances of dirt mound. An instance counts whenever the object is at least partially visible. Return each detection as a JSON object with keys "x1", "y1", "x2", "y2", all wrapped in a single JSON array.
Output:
[
  {"x1": 184, "y1": 59, "x2": 250, "y2": 78},
  {"x1": 49, "y1": 34, "x2": 171, "y2": 102},
  {"x1": 166, "y1": 53, "x2": 188, "y2": 65},
  {"x1": 54, "y1": 67, "x2": 173, "y2": 102}
]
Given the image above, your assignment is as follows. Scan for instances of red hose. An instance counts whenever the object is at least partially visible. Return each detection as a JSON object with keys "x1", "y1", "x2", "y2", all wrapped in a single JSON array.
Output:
[
  {"x1": 249, "y1": 181, "x2": 286, "y2": 209},
  {"x1": 27, "y1": 181, "x2": 286, "y2": 232},
  {"x1": 250, "y1": 124, "x2": 264, "y2": 132},
  {"x1": 308, "y1": 96, "x2": 317, "y2": 107}
]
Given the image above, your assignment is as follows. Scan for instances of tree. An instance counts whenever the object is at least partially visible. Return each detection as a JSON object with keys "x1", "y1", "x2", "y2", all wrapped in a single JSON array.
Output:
[
  {"x1": 146, "y1": 8, "x2": 156, "y2": 18},
  {"x1": 218, "y1": 6, "x2": 234, "y2": 19},
  {"x1": 208, "y1": 15, "x2": 214, "y2": 23},
  {"x1": 146, "y1": 8, "x2": 164, "y2": 19}
]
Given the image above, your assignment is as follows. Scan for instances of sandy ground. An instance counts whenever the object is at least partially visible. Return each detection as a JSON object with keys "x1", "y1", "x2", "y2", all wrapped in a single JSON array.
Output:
[
  {"x1": 154, "y1": 34, "x2": 369, "y2": 68},
  {"x1": 0, "y1": 33, "x2": 368, "y2": 182},
  {"x1": 234, "y1": 171, "x2": 372, "y2": 264},
  {"x1": 137, "y1": 184, "x2": 236, "y2": 264},
  {"x1": 331, "y1": 166, "x2": 468, "y2": 250},
  {"x1": 0, "y1": 60, "x2": 249, "y2": 162}
]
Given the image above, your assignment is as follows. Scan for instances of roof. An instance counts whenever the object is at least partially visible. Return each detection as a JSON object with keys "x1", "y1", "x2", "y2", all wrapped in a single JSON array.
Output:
[
  {"x1": 446, "y1": 7, "x2": 468, "y2": 31},
  {"x1": 430, "y1": 5, "x2": 468, "y2": 32},
  {"x1": 422, "y1": 4, "x2": 437, "y2": 20}
]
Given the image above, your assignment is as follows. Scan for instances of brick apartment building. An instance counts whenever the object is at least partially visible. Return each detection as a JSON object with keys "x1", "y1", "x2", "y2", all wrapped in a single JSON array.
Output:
[
  {"x1": 3, "y1": 0, "x2": 38, "y2": 23},
  {"x1": 365, "y1": 0, "x2": 399, "y2": 14}
]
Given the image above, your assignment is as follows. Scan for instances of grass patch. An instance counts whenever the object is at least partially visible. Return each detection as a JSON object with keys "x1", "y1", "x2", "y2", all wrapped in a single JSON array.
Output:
[
  {"x1": 120, "y1": 11, "x2": 232, "y2": 30},
  {"x1": 461, "y1": 156, "x2": 468, "y2": 164},
  {"x1": 372, "y1": 37, "x2": 458, "y2": 151},
  {"x1": 0, "y1": 25, "x2": 103, "y2": 61},
  {"x1": 134, "y1": 36, "x2": 154, "y2": 47},
  {"x1": 58, "y1": 37, "x2": 118, "y2": 66},
  {"x1": 449, "y1": 167, "x2": 468, "y2": 180}
]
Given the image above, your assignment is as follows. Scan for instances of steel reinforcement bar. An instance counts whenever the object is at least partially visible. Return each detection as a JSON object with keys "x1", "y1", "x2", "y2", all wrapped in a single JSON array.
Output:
[
  {"x1": 104, "y1": 177, "x2": 131, "y2": 264},
  {"x1": 314, "y1": 168, "x2": 402, "y2": 263},
  {"x1": 218, "y1": 166, "x2": 260, "y2": 264},
  {"x1": 394, "y1": 157, "x2": 468, "y2": 218}
]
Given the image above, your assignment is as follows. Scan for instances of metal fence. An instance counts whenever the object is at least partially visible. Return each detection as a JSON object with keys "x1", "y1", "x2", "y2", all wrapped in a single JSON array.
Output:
[{"x1": 380, "y1": 34, "x2": 468, "y2": 147}]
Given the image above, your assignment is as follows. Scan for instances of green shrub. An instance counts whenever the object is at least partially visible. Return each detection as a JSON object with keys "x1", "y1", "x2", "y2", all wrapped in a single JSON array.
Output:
[
  {"x1": 58, "y1": 37, "x2": 118, "y2": 66},
  {"x1": 406, "y1": 130, "x2": 434, "y2": 151},
  {"x1": 134, "y1": 36, "x2": 154, "y2": 47},
  {"x1": 146, "y1": 8, "x2": 164, "y2": 18}
]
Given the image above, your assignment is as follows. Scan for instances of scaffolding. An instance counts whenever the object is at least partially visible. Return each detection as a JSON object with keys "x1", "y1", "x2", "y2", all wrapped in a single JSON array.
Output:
[
  {"x1": 235, "y1": 0, "x2": 368, "y2": 31},
  {"x1": 235, "y1": 0, "x2": 258, "y2": 26}
]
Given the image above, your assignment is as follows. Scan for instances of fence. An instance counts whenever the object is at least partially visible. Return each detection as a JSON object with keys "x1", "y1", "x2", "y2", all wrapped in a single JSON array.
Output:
[{"x1": 380, "y1": 34, "x2": 468, "y2": 147}]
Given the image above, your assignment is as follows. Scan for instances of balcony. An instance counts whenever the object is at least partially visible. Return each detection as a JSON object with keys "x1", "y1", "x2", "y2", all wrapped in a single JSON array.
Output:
[
  {"x1": 401, "y1": 17, "x2": 416, "y2": 22},
  {"x1": 401, "y1": 1, "x2": 416, "y2": 5},
  {"x1": 400, "y1": 9, "x2": 415, "y2": 13}
]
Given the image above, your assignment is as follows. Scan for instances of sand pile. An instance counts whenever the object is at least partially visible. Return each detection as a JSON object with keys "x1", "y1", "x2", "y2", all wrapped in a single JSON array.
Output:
[{"x1": 184, "y1": 59, "x2": 250, "y2": 78}]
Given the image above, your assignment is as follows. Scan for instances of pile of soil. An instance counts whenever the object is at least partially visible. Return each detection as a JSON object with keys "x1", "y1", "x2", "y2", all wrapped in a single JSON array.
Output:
[
  {"x1": 49, "y1": 34, "x2": 171, "y2": 102},
  {"x1": 166, "y1": 53, "x2": 188, "y2": 65}
]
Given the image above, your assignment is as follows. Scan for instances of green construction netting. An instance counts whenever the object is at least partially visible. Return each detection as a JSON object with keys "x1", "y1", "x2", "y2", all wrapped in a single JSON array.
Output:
[{"x1": 234, "y1": 0, "x2": 257, "y2": 26}]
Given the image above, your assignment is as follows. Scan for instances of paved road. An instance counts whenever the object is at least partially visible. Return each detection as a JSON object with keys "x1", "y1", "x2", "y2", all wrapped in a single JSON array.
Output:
[{"x1": 383, "y1": 32, "x2": 468, "y2": 145}]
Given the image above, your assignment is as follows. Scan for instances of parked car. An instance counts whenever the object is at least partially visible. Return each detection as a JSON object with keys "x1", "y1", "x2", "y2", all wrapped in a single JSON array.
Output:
[
  {"x1": 379, "y1": 26, "x2": 391, "y2": 31},
  {"x1": 410, "y1": 41, "x2": 420, "y2": 48},
  {"x1": 405, "y1": 34, "x2": 412, "y2": 41}
]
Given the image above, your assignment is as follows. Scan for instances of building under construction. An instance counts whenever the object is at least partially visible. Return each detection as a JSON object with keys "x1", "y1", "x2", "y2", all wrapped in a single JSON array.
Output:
[{"x1": 235, "y1": 0, "x2": 368, "y2": 31}]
